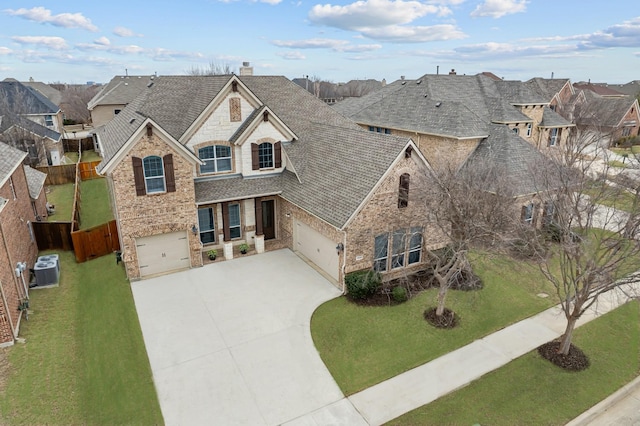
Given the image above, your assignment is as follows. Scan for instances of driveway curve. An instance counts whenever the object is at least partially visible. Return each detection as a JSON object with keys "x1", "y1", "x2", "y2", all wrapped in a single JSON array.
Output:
[{"x1": 131, "y1": 249, "x2": 366, "y2": 425}]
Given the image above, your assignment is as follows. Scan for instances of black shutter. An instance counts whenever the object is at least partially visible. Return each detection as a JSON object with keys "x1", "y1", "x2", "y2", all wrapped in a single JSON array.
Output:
[
  {"x1": 274, "y1": 142, "x2": 282, "y2": 168},
  {"x1": 163, "y1": 154, "x2": 176, "y2": 193},
  {"x1": 251, "y1": 143, "x2": 259, "y2": 170},
  {"x1": 132, "y1": 157, "x2": 145, "y2": 196},
  {"x1": 255, "y1": 197, "x2": 263, "y2": 236},
  {"x1": 222, "y1": 202, "x2": 230, "y2": 241}
]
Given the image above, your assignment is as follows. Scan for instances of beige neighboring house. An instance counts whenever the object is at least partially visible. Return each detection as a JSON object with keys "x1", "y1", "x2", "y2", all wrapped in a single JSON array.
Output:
[
  {"x1": 0, "y1": 79, "x2": 64, "y2": 135},
  {"x1": 95, "y1": 74, "x2": 447, "y2": 284},
  {"x1": 88, "y1": 75, "x2": 155, "y2": 128},
  {"x1": 334, "y1": 73, "x2": 573, "y2": 227}
]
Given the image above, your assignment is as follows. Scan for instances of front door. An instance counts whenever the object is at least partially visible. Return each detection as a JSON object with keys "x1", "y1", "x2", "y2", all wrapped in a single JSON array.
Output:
[{"x1": 262, "y1": 200, "x2": 275, "y2": 240}]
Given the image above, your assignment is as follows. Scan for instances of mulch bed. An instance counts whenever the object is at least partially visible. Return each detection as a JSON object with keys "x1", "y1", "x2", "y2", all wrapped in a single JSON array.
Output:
[
  {"x1": 424, "y1": 307, "x2": 459, "y2": 328},
  {"x1": 537, "y1": 340, "x2": 590, "y2": 371}
]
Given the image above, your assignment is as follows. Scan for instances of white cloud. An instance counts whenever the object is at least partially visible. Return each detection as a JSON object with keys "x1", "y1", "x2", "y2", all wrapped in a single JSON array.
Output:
[
  {"x1": 309, "y1": 0, "x2": 450, "y2": 30},
  {"x1": 359, "y1": 24, "x2": 465, "y2": 42},
  {"x1": 12, "y1": 36, "x2": 68, "y2": 50},
  {"x1": 148, "y1": 48, "x2": 204, "y2": 61},
  {"x1": 271, "y1": 38, "x2": 383, "y2": 51},
  {"x1": 276, "y1": 51, "x2": 306, "y2": 60},
  {"x1": 76, "y1": 42, "x2": 145, "y2": 55},
  {"x1": 4, "y1": 7, "x2": 98, "y2": 31},
  {"x1": 0, "y1": 47, "x2": 12, "y2": 55},
  {"x1": 578, "y1": 17, "x2": 640, "y2": 49},
  {"x1": 340, "y1": 43, "x2": 382, "y2": 52},
  {"x1": 113, "y1": 26, "x2": 142, "y2": 37},
  {"x1": 94, "y1": 37, "x2": 111, "y2": 46},
  {"x1": 470, "y1": 0, "x2": 527, "y2": 19}
]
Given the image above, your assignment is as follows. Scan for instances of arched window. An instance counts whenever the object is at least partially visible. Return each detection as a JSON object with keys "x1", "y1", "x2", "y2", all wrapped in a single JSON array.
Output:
[
  {"x1": 143, "y1": 156, "x2": 165, "y2": 193},
  {"x1": 198, "y1": 145, "x2": 232, "y2": 174},
  {"x1": 258, "y1": 142, "x2": 273, "y2": 169},
  {"x1": 398, "y1": 173, "x2": 410, "y2": 208}
]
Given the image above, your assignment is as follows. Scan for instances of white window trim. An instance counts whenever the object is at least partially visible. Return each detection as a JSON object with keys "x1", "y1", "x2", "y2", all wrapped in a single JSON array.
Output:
[
  {"x1": 258, "y1": 142, "x2": 274, "y2": 169},
  {"x1": 198, "y1": 207, "x2": 216, "y2": 244},
  {"x1": 199, "y1": 145, "x2": 232, "y2": 174},
  {"x1": 549, "y1": 128, "x2": 559, "y2": 146},
  {"x1": 524, "y1": 203, "x2": 534, "y2": 224},
  {"x1": 228, "y1": 203, "x2": 242, "y2": 239},
  {"x1": 143, "y1": 156, "x2": 165, "y2": 194},
  {"x1": 526, "y1": 123, "x2": 532, "y2": 137},
  {"x1": 373, "y1": 234, "x2": 388, "y2": 272}
]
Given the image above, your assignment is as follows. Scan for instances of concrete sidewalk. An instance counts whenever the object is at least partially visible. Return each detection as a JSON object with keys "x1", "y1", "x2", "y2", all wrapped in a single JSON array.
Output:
[{"x1": 348, "y1": 281, "x2": 640, "y2": 425}]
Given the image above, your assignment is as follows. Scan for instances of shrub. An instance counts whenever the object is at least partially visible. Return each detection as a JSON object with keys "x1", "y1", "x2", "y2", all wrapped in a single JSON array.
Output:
[
  {"x1": 391, "y1": 286, "x2": 408, "y2": 303},
  {"x1": 345, "y1": 270, "x2": 381, "y2": 300}
]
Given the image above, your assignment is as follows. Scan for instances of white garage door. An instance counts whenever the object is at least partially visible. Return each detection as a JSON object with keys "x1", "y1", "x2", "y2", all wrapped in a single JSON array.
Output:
[
  {"x1": 136, "y1": 231, "x2": 191, "y2": 278},
  {"x1": 294, "y1": 220, "x2": 339, "y2": 281}
]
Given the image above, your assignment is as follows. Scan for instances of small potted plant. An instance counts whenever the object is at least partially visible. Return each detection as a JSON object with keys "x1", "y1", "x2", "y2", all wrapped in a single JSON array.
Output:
[
  {"x1": 239, "y1": 243, "x2": 249, "y2": 255},
  {"x1": 207, "y1": 249, "x2": 217, "y2": 260}
]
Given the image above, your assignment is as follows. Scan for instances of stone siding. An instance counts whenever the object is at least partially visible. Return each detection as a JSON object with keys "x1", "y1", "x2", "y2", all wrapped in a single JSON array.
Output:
[{"x1": 110, "y1": 130, "x2": 202, "y2": 280}]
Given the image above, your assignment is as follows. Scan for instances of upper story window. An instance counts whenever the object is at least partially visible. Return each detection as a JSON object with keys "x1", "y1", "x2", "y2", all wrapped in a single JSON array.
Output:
[
  {"x1": 251, "y1": 141, "x2": 282, "y2": 170},
  {"x1": 45, "y1": 115, "x2": 54, "y2": 127},
  {"x1": 398, "y1": 173, "x2": 410, "y2": 208},
  {"x1": 132, "y1": 154, "x2": 175, "y2": 196},
  {"x1": 526, "y1": 123, "x2": 532, "y2": 137},
  {"x1": 369, "y1": 126, "x2": 391, "y2": 134},
  {"x1": 143, "y1": 156, "x2": 165, "y2": 193},
  {"x1": 522, "y1": 203, "x2": 534, "y2": 225},
  {"x1": 199, "y1": 145, "x2": 232, "y2": 174},
  {"x1": 512, "y1": 127, "x2": 519, "y2": 135},
  {"x1": 549, "y1": 128, "x2": 560, "y2": 146},
  {"x1": 258, "y1": 142, "x2": 273, "y2": 169}
]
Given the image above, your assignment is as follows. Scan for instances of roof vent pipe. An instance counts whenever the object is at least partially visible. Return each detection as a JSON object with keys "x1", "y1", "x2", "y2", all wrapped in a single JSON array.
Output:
[{"x1": 449, "y1": 69, "x2": 456, "y2": 75}]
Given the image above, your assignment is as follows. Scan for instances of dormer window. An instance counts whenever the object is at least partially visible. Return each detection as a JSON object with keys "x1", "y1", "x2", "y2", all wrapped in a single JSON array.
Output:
[
  {"x1": 258, "y1": 142, "x2": 273, "y2": 168},
  {"x1": 199, "y1": 145, "x2": 232, "y2": 174},
  {"x1": 251, "y1": 141, "x2": 282, "y2": 170}
]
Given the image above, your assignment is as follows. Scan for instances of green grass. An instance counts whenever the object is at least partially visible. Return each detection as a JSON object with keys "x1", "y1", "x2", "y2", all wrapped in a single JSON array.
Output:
[
  {"x1": 607, "y1": 160, "x2": 628, "y2": 168},
  {"x1": 311, "y1": 252, "x2": 557, "y2": 395},
  {"x1": 0, "y1": 252, "x2": 163, "y2": 425},
  {"x1": 610, "y1": 146, "x2": 640, "y2": 156},
  {"x1": 79, "y1": 178, "x2": 113, "y2": 229},
  {"x1": 46, "y1": 183, "x2": 75, "y2": 222},
  {"x1": 62, "y1": 152, "x2": 79, "y2": 164},
  {"x1": 388, "y1": 301, "x2": 640, "y2": 426},
  {"x1": 584, "y1": 183, "x2": 638, "y2": 213},
  {"x1": 80, "y1": 150, "x2": 102, "y2": 163}
]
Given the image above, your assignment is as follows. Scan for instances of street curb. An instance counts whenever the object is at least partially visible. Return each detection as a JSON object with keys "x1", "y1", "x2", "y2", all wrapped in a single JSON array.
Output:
[{"x1": 565, "y1": 375, "x2": 640, "y2": 425}]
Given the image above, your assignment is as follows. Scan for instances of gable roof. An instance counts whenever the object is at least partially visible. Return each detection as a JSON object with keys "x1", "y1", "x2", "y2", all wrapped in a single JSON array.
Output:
[
  {"x1": 525, "y1": 78, "x2": 572, "y2": 102},
  {"x1": 0, "y1": 142, "x2": 27, "y2": 186},
  {"x1": 573, "y1": 83, "x2": 626, "y2": 97},
  {"x1": 23, "y1": 165, "x2": 47, "y2": 199},
  {"x1": 540, "y1": 106, "x2": 574, "y2": 128},
  {"x1": 21, "y1": 81, "x2": 63, "y2": 106},
  {"x1": 574, "y1": 91, "x2": 638, "y2": 128},
  {"x1": 87, "y1": 75, "x2": 155, "y2": 110},
  {"x1": 0, "y1": 79, "x2": 60, "y2": 115},
  {"x1": 0, "y1": 113, "x2": 61, "y2": 141}
]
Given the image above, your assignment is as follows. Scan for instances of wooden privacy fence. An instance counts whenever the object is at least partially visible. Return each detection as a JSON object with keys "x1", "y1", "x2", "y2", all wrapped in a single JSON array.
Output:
[
  {"x1": 62, "y1": 137, "x2": 94, "y2": 153},
  {"x1": 32, "y1": 221, "x2": 74, "y2": 251},
  {"x1": 71, "y1": 220, "x2": 120, "y2": 263},
  {"x1": 78, "y1": 161, "x2": 101, "y2": 180},
  {"x1": 37, "y1": 164, "x2": 77, "y2": 185}
]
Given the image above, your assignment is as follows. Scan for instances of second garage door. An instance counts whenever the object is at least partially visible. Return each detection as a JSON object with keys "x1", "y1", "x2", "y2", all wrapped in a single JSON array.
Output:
[
  {"x1": 294, "y1": 220, "x2": 339, "y2": 281},
  {"x1": 136, "y1": 231, "x2": 191, "y2": 278}
]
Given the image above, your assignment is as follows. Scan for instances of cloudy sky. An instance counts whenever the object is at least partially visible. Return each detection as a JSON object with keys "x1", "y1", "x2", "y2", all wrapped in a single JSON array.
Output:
[{"x1": 0, "y1": 1, "x2": 638, "y2": 85}]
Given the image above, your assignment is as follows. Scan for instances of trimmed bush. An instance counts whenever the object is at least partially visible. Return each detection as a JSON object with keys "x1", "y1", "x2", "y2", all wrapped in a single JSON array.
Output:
[
  {"x1": 345, "y1": 270, "x2": 381, "y2": 300},
  {"x1": 391, "y1": 286, "x2": 408, "y2": 303}
]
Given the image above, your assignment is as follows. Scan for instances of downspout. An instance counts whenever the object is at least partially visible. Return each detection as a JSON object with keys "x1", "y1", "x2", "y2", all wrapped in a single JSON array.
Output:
[{"x1": 341, "y1": 230, "x2": 347, "y2": 294}]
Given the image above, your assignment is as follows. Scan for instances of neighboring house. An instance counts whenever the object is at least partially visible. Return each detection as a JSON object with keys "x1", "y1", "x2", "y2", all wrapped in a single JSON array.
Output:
[
  {"x1": 95, "y1": 74, "x2": 447, "y2": 283},
  {"x1": 525, "y1": 77, "x2": 575, "y2": 112},
  {"x1": 0, "y1": 78, "x2": 64, "y2": 133},
  {"x1": 87, "y1": 75, "x2": 155, "y2": 128},
  {"x1": 596, "y1": 80, "x2": 640, "y2": 99},
  {"x1": 333, "y1": 73, "x2": 572, "y2": 226},
  {"x1": 0, "y1": 143, "x2": 43, "y2": 346},
  {"x1": 0, "y1": 114, "x2": 63, "y2": 166},
  {"x1": 21, "y1": 80, "x2": 63, "y2": 107},
  {"x1": 573, "y1": 82, "x2": 627, "y2": 98}
]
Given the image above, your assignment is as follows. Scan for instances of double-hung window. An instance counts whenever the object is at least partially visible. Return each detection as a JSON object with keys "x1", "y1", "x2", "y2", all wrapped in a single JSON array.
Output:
[
  {"x1": 199, "y1": 145, "x2": 232, "y2": 174},
  {"x1": 408, "y1": 227, "x2": 422, "y2": 264},
  {"x1": 549, "y1": 128, "x2": 560, "y2": 146},
  {"x1": 391, "y1": 230, "x2": 406, "y2": 269},
  {"x1": 143, "y1": 156, "x2": 165, "y2": 193},
  {"x1": 45, "y1": 115, "x2": 53, "y2": 127},
  {"x1": 198, "y1": 207, "x2": 215, "y2": 244},
  {"x1": 374, "y1": 228, "x2": 423, "y2": 271},
  {"x1": 228, "y1": 203, "x2": 241, "y2": 238},
  {"x1": 258, "y1": 143, "x2": 273, "y2": 169}
]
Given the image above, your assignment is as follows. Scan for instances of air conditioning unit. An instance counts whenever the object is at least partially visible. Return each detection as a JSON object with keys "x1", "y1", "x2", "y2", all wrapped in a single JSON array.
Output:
[
  {"x1": 37, "y1": 254, "x2": 60, "y2": 274},
  {"x1": 34, "y1": 260, "x2": 59, "y2": 287}
]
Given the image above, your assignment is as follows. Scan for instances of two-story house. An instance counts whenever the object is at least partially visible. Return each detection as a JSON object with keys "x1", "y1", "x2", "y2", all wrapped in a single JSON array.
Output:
[
  {"x1": 333, "y1": 73, "x2": 574, "y2": 227},
  {"x1": 95, "y1": 75, "x2": 447, "y2": 284},
  {"x1": 0, "y1": 142, "x2": 46, "y2": 346},
  {"x1": 88, "y1": 75, "x2": 155, "y2": 128}
]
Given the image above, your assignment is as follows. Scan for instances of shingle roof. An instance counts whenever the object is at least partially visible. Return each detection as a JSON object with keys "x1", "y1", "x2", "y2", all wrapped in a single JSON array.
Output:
[
  {"x1": 493, "y1": 80, "x2": 547, "y2": 104},
  {"x1": 97, "y1": 75, "x2": 409, "y2": 228},
  {"x1": 574, "y1": 92, "x2": 637, "y2": 128},
  {"x1": 0, "y1": 142, "x2": 27, "y2": 185},
  {"x1": 23, "y1": 165, "x2": 46, "y2": 199},
  {"x1": 0, "y1": 79, "x2": 60, "y2": 114},
  {"x1": 460, "y1": 124, "x2": 557, "y2": 196},
  {"x1": 21, "y1": 81, "x2": 63, "y2": 106},
  {"x1": 525, "y1": 78, "x2": 571, "y2": 101},
  {"x1": 0, "y1": 114, "x2": 61, "y2": 140},
  {"x1": 87, "y1": 75, "x2": 155, "y2": 109},
  {"x1": 573, "y1": 83, "x2": 626, "y2": 97},
  {"x1": 540, "y1": 106, "x2": 573, "y2": 128}
]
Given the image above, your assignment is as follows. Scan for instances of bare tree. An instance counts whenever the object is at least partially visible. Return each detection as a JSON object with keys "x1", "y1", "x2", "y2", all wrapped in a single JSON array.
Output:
[
  {"x1": 526, "y1": 125, "x2": 640, "y2": 357},
  {"x1": 187, "y1": 62, "x2": 236, "y2": 76},
  {"x1": 58, "y1": 84, "x2": 101, "y2": 124}
]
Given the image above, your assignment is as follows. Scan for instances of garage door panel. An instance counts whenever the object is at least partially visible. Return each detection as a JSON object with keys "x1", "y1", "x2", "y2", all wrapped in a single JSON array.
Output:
[
  {"x1": 137, "y1": 231, "x2": 191, "y2": 277},
  {"x1": 295, "y1": 221, "x2": 339, "y2": 281}
]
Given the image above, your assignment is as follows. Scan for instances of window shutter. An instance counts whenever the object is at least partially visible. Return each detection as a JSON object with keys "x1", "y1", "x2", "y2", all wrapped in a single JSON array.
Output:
[
  {"x1": 251, "y1": 143, "x2": 259, "y2": 170},
  {"x1": 222, "y1": 202, "x2": 230, "y2": 241},
  {"x1": 274, "y1": 142, "x2": 282, "y2": 168},
  {"x1": 132, "y1": 157, "x2": 146, "y2": 196},
  {"x1": 163, "y1": 154, "x2": 176, "y2": 193},
  {"x1": 255, "y1": 197, "x2": 263, "y2": 236}
]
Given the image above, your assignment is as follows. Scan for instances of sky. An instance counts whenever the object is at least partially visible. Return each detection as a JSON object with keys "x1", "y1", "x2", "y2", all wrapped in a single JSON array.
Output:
[{"x1": 0, "y1": 1, "x2": 638, "y2": 85}]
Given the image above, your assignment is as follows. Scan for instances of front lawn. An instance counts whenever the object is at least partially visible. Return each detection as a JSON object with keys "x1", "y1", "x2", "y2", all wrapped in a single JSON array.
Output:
[
  {"x1": 0, "y1": 252, "x2": 163, "y2": 425},
  {"x1": 311, "y1": 252, "x2": 557, "y2": 395},
  {"x1": 79, "y1": 178, "x2": 113, "y2": 229},
  {"x1": 388, "y1": 301, "x2": 640, "y2": 425}
]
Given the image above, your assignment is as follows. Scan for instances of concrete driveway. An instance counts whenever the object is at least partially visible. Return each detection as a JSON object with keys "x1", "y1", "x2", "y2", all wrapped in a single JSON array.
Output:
[{"x1": 131, "y1": 249, "x2": 366, "y2": 426}]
